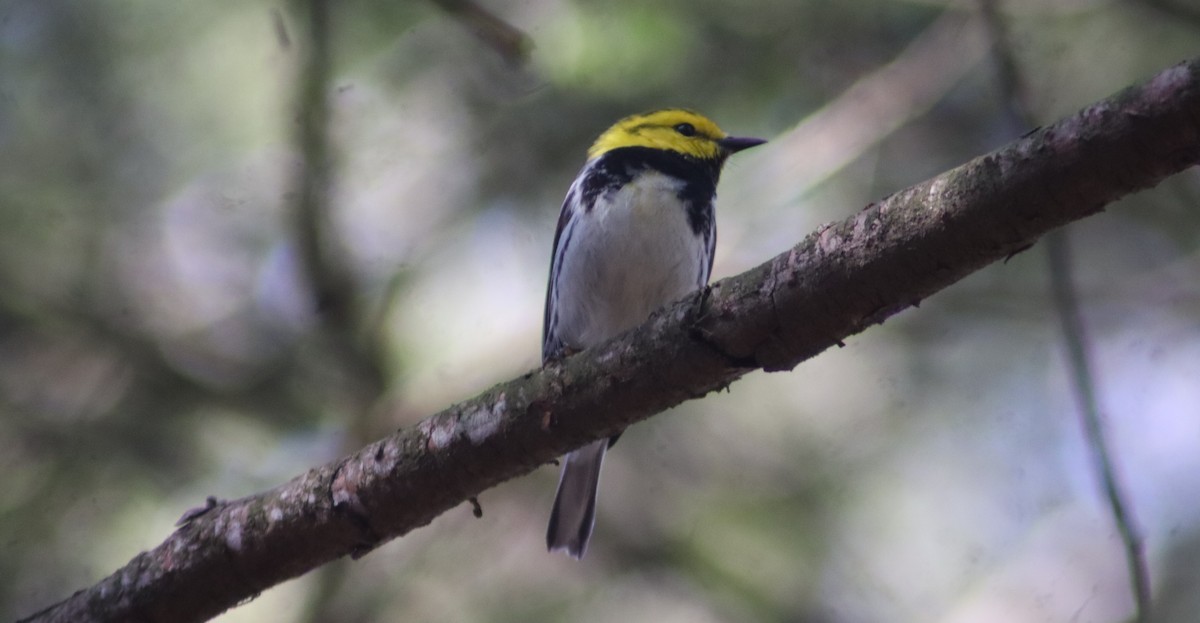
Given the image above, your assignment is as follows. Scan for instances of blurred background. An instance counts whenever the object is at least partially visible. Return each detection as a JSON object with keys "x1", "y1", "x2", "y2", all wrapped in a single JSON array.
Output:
[{"x1": 2, "y1": 0, "x2": 1199, "y2": 621}]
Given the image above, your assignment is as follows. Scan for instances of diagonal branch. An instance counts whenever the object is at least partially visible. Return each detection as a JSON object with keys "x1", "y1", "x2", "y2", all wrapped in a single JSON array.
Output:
[{"x1": 18, "y1": 58, "x2": 1200, "y2": 623}]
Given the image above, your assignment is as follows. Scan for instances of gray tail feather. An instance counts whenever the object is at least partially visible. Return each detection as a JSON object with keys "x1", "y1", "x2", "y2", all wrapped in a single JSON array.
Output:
[{"x1": 547, "y1": 439, "x2": 608, "y2": 559}]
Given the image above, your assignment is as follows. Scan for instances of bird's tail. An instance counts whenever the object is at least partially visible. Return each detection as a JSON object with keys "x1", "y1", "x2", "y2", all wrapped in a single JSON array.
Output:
[{"x1": 546, "y1": 439, "x2": 608, "y2": 559}]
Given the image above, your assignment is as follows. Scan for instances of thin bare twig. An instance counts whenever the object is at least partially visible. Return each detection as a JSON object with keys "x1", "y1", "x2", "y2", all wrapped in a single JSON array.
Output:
[
  {"x1": 293, "y1": 0, "x2": 346, "y2": 334},
  {"x1": 1045, "y1": 231, "x2": 1152, "y2": 619},
  {"x1": 430, "y1": 0, "x2": 533, "y2": 65},
  {"x1": 977, "y1": 0, "x2": 1031, "y2": 129},
  {"x1": 978, "y1": 0, "x2": 1152, "y2": 619},
  {"x1": 290, "y1": 0, "x2": 387, "y2": 402}
]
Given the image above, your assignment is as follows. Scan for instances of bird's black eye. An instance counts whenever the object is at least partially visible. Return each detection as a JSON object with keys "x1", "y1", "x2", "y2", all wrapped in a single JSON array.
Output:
[{"x1": 674, "y1": 122, "x2": 697, "y2": 137}]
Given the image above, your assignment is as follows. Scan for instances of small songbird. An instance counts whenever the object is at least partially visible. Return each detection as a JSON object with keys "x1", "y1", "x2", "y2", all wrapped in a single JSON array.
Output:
[{"x1": 542, "y1": 109, "x2": 765, "y2": 558}]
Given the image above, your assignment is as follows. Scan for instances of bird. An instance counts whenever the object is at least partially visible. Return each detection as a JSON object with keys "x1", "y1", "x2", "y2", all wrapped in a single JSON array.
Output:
[{"x1": 542, "y1": 109, "x2": 765, "y2": 558}]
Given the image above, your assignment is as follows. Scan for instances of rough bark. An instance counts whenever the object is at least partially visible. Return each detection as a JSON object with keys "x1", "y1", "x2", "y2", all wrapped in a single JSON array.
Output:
[{"x1": 19, "y1": 58, "x2": 1200, "y2": 623}]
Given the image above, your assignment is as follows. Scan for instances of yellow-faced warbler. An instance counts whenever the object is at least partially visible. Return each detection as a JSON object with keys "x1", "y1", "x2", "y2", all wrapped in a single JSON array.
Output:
[{"x1": 543, "y1": 109, "x2": 765, "y2": 558}]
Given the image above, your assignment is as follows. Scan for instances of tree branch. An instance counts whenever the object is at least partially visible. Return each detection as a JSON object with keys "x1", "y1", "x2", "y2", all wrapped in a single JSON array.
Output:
[{"x1": 19, "y1": 57, "x2": 1200, "y2": 623}]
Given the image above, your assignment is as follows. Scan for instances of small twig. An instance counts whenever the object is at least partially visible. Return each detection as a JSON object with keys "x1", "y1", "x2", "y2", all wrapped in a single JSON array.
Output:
[
  {"x1": 290, "y1": 0, "x2": 387, "y2": 400},
  {"x1": 977, "y1": 0, "x2": 1032, "y2": 128},
  {"x1": 271, "y1": 8, "x2": 291, "y2": 49},
  {"x1": 176, "y1": 496, "x2": 223, "y2": 527},
  {"x1": 977, "y1": 0, "x2": 1152, "y2": 619},
  {"x1": 293, "y1": 0, "x2": 351, "y2": 331},
  {"x1": 1046, "y1": 232, "x2": 1152, "y2": 620},
  {"x1": 430, "y1": 0, "x2": 533, "y2": 65}
]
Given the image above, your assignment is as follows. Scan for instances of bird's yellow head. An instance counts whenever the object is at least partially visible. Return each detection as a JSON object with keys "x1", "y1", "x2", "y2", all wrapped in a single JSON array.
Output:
[{"x1": 587, "y1": 109, "x2": 765, "y2": 162}]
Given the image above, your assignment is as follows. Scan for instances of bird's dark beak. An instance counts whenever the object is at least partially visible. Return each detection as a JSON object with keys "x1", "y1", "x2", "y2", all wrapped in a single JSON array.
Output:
[{"x1": 718, "y1": 136, "x2": 767, "y2": 154}]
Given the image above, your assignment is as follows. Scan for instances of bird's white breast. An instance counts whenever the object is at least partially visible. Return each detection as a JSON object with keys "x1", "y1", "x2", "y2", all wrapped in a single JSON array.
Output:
[{"x1": 553, "y1": 170, "x2": 708, "y2": 350}]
